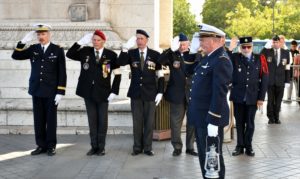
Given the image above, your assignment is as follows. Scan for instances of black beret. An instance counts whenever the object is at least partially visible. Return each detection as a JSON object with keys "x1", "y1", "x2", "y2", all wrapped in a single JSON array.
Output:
[
  {"x1": 272, "y1": 35, "x2": 280, "y2": 41},
  {"x1": 136, "y1": 29, "x2": 149, "y2": 38},
  {"x1": 179, "y1": 33, "x2": 188, "y2": 41}
]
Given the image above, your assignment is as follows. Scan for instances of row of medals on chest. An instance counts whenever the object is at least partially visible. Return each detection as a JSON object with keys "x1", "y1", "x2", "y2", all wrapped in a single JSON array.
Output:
[{"x1": 83, "y1": 56, "x2": 110, "y2": 78}]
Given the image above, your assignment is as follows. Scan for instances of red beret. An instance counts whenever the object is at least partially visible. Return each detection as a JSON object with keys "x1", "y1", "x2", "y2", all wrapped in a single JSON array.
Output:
[{"x1": 94, "y1": 30, "x2": 106, "y2": 41}]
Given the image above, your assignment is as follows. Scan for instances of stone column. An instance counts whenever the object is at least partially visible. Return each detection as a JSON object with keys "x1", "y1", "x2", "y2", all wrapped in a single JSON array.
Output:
[{"x1": 159, "y1": 0, "x2": 173, "y2": 50}]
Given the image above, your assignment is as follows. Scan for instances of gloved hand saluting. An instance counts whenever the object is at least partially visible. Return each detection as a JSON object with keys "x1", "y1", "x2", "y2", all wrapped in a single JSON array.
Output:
[
  {"x1": 189, "y1": 32, "x2": 200, "y2": 54},
  {"x1": 171, "y1": 36, "x2": 180, "y2": 52},
  {"x1": 21, "y1": 31, "x2": 36, "y2": 44},
  {"x1": 207, "y1": 124, "x2": 218, "y2": 137},
  {"x1": 122, "y1": 36, "x2": 137, "y2": 50},
  {"x1": 155, "y1": 93, "x2": 163, "y2": 106},
  {"x1": 77, "y1": 33, "x2": 93, "y2": 45}
]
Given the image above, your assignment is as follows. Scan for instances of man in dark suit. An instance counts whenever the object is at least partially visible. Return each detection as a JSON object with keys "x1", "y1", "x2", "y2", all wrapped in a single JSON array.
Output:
[
  {"x1": 228, "y1": 37, "x2": 269, "y2": 157},
  {"x1": 66, "y1": 30, "x2": 121, "y2": 156},
  {"x1": 186, "y1": 24, "x2": 233, "y2": 179},
  {"x1": 11, "y1": 24, "x2": 67, "y2": 156},
  {"x1": 261, "y1": 35, "x2": 290, "y2": 124},
  {"x1": 117, "y1": 29, "x2": 164, "y2": 156},
  {"x1": 158, "y1": 33, "x2": 197, "y2": 157}
]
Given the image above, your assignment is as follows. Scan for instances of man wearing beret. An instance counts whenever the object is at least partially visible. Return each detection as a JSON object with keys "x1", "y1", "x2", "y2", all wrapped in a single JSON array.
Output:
[
  {"x1": 186, "y1": 23, "x2": 233, "y2": 178},
  {"x1": 117, "y1": 29, "x2": 164, "y2": 156},
  {"x1": 260, "y1": 35, "x2": 290, "y2": 124},
  {"x1": 158, "y1": 33, "x2": 198, "y2": 157},
  {"x1": 228, "y1": 36, "x2": 269, "y2": 157},
  {"x1": 66, "y1": 30, "x2": 121, "y2": 156},
  {"x1": 11, "y1": 24, "x2": 67, "y2": 156}
]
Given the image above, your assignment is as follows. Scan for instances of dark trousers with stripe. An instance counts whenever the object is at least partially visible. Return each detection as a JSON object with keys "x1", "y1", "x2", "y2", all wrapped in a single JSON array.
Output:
[
  {"x1": 233, "y1": 102, "x2": 257, "y2": 149},
  {"x1": 195, "y1": 127, "x2": 225, "y2": 179},
  {"x1": 32, "y1": 95, "x2": 57, "y2": 149},
  {"x1": 84, "y1": 98, "x2": 108, "y2": 150},
  {"x1": 131, "y1": 98, "x2": 155, "y2": 152}
]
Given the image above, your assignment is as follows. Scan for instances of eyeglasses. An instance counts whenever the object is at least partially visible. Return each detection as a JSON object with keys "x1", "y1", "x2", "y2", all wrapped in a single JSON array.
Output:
[{"x1": 241, "y1": 46, "x2": 252, "y2": 49}]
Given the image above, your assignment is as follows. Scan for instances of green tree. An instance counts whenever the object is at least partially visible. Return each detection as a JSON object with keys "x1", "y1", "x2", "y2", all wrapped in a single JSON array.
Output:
[
  {"x1": 202, "y1": 0, "x2": 300, "y2": 39},
  {"x1": 173, "y1": 0, "x2": 198, "y2": 39}
]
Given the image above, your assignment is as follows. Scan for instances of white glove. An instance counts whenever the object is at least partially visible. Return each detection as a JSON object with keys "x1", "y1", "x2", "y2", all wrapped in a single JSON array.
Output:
[
  {"x1": 123, "y1": 36, "x2": 137, "y2": 50},
  {"x1": 190, "y1": 32, "x2": 200, "y2": 54},
  {"x1": 285, "y1": 83, "x2": 290, "y2": 88},
  {"x1": 171, "y1": 36, "x2": 180, "y2": 52},
  {"x1": 21, "y1": 31, "x2": 36, "y2": 44},
  {"x1": 207, "y1": 124, "x2": 218, "y2": 137},
  {"x1": 54, "y1": 94, "x2": 63, "y2": 106},
  {"x1": 77, "y1": 33, "x2": 93, "y2": 45},
  {"x1": 155, "y1": 93, "x2": 163, "y2": 106},
  {"x1": 107, "y1": 93, "x2": 117, "y2": 102}
]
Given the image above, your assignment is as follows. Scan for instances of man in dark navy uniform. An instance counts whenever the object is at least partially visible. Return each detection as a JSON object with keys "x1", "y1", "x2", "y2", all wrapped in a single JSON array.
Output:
[
  {"x1": 117, "y1": 29, "x2": 164, "y2": 156},
  {"x1": 186, "y1": 24, "x2": 233, "y2": 179},
  {"x1": 228, "y1": 37, "x2": 269, "y2": 157},
  {"x1": 11, "y1": 24, "x2": 67, "y2": 156},
  {"x1": 66, "y1": 30, "x2": 121, "y2": 156},
  {"x1": 261, "y1": 35, "x2": 290, "y2": 124},
  {"x1": 158, "y1": 33, "x2": 197, "y2": 157}
]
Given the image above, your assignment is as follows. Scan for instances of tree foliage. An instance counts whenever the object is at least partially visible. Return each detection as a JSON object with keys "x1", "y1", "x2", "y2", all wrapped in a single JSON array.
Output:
[
  {"x1": 202, "y1": 0, "x2": 300, "y2": 39},
  {"x1": 173, "y1": 0, "x2": 198, "y2": 39}
]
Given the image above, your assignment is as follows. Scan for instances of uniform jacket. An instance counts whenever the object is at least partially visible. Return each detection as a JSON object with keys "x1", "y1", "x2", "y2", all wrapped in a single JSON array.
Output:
[
  {"x1": 260, "y1": 48, "x2": 290, "y2": 86},
  {"x1": 187, "y1": 47, "x2": 233, "y2": 128},
  {"x1": 66, "y1": 43, "x2": 121, "y2": 102},
  {"x1": 117, "y1": 48, "x2": 164, "y2": 101},
  {"x1": 228, "y1": 52, "x2": 269, "y2": 105},
  {"x1": 158, "y1": 48, "x2": 196, "y2": 104},
  {"x1": 11, "y1": 42, "x2": 67, "y2": 97}
]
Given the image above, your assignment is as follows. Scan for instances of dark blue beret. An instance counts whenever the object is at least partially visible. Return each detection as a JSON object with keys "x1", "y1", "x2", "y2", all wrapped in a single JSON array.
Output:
[
  {"x1": 179, "y1": 33, "x2": 188, "y2": 41},
  {"x1": 136, "y1": 29, "x2": 149, "y2": 38}
]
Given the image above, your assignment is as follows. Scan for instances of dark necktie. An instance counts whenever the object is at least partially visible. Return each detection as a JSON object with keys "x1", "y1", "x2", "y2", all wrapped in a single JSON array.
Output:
[
  {"x1": 140, "y1": 51, "x2": 145, "y2": 69},
  {"x1": 95, "y1": 50, "x2": 100, "y2": 64},
  {"x1": 42, "y1": 46, "x2": 45, "y2": 54}
]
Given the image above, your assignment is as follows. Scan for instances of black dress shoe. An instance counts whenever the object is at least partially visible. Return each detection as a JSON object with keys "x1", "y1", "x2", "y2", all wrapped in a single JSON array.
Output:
[
  {"x1": 31, "y1": 147, "x2": 47, "y2": 155},
  {"x1": 268, "y1": 120, "x2": 274, "y2": 124},
  {"x1": 232, "y1": 147, "x2": 244, "y2": 156},
  {"x1": 86, "y1": 148, "x2": 98, "y2": 156},
  {"x1": 275, "y1": 120, "x2": 281, "y2": 124},
  {"x1": 144, "y1": 151, "x2": 154, "y2": 156},
  {"x1": 97, "y1": 149, "x2": 105, "y2": 156},
  {"x1": 245, "y1": 148, "x2": 255, "y2": 156},
  {"x1": 172, "y1": 149, "x2": 182, "y2": 156},
  {"x1": 47, "y1": 148, "x2": 56, "y2": 156},
  {"x1": 186, "y1": 149, "x2": 198, "y2": 156},
  {"x1": 131, "y1": 150, "x2": 142, "y2": 156}
]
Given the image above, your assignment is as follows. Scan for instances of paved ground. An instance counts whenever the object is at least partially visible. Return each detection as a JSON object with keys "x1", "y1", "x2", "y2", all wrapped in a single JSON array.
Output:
[{"x1": 0, "y1": 102, "x2": 300, "y2": 179}]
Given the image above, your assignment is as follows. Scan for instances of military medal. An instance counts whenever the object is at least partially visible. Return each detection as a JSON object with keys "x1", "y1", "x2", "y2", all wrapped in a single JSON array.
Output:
[
  {"x1": 173, "y1": 60, "x2": 180, "y2": 68},
  {"x1": 267, "y1": 57, "x2": 272, "y2": 62},
  {"x1": 102, "y1": 59, "x2": 110, "y2": 78},
  {"x1": 132, "y1": 61, "x2": 139, "y2": 68},
  {"x1": 83, "y1": 56, "x2": 89, "y2": 70}
]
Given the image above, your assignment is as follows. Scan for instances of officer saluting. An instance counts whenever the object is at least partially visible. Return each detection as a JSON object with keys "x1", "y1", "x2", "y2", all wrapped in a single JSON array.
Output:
[
  {"x1": 11, "y1": 24, "x2": 67, "y2": 156},
  {"x1": 158, "y1": 33, "x2": 198, "y2": 157},
  {"x1": 66, "y1": 30, "x2": 121, "y2": 156},
  {"x1": 228, "y1": 37, "x2": 269, "y2": 157},
  {"x1": 186, "y1": 24, "x2": 233, "y2": 179},
  {"x1": 117, "y1": 30, "x2": 164, "y2": 156},
  {"x1": 260, "y1": 35, "x2": 290, "y2": 124}
]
